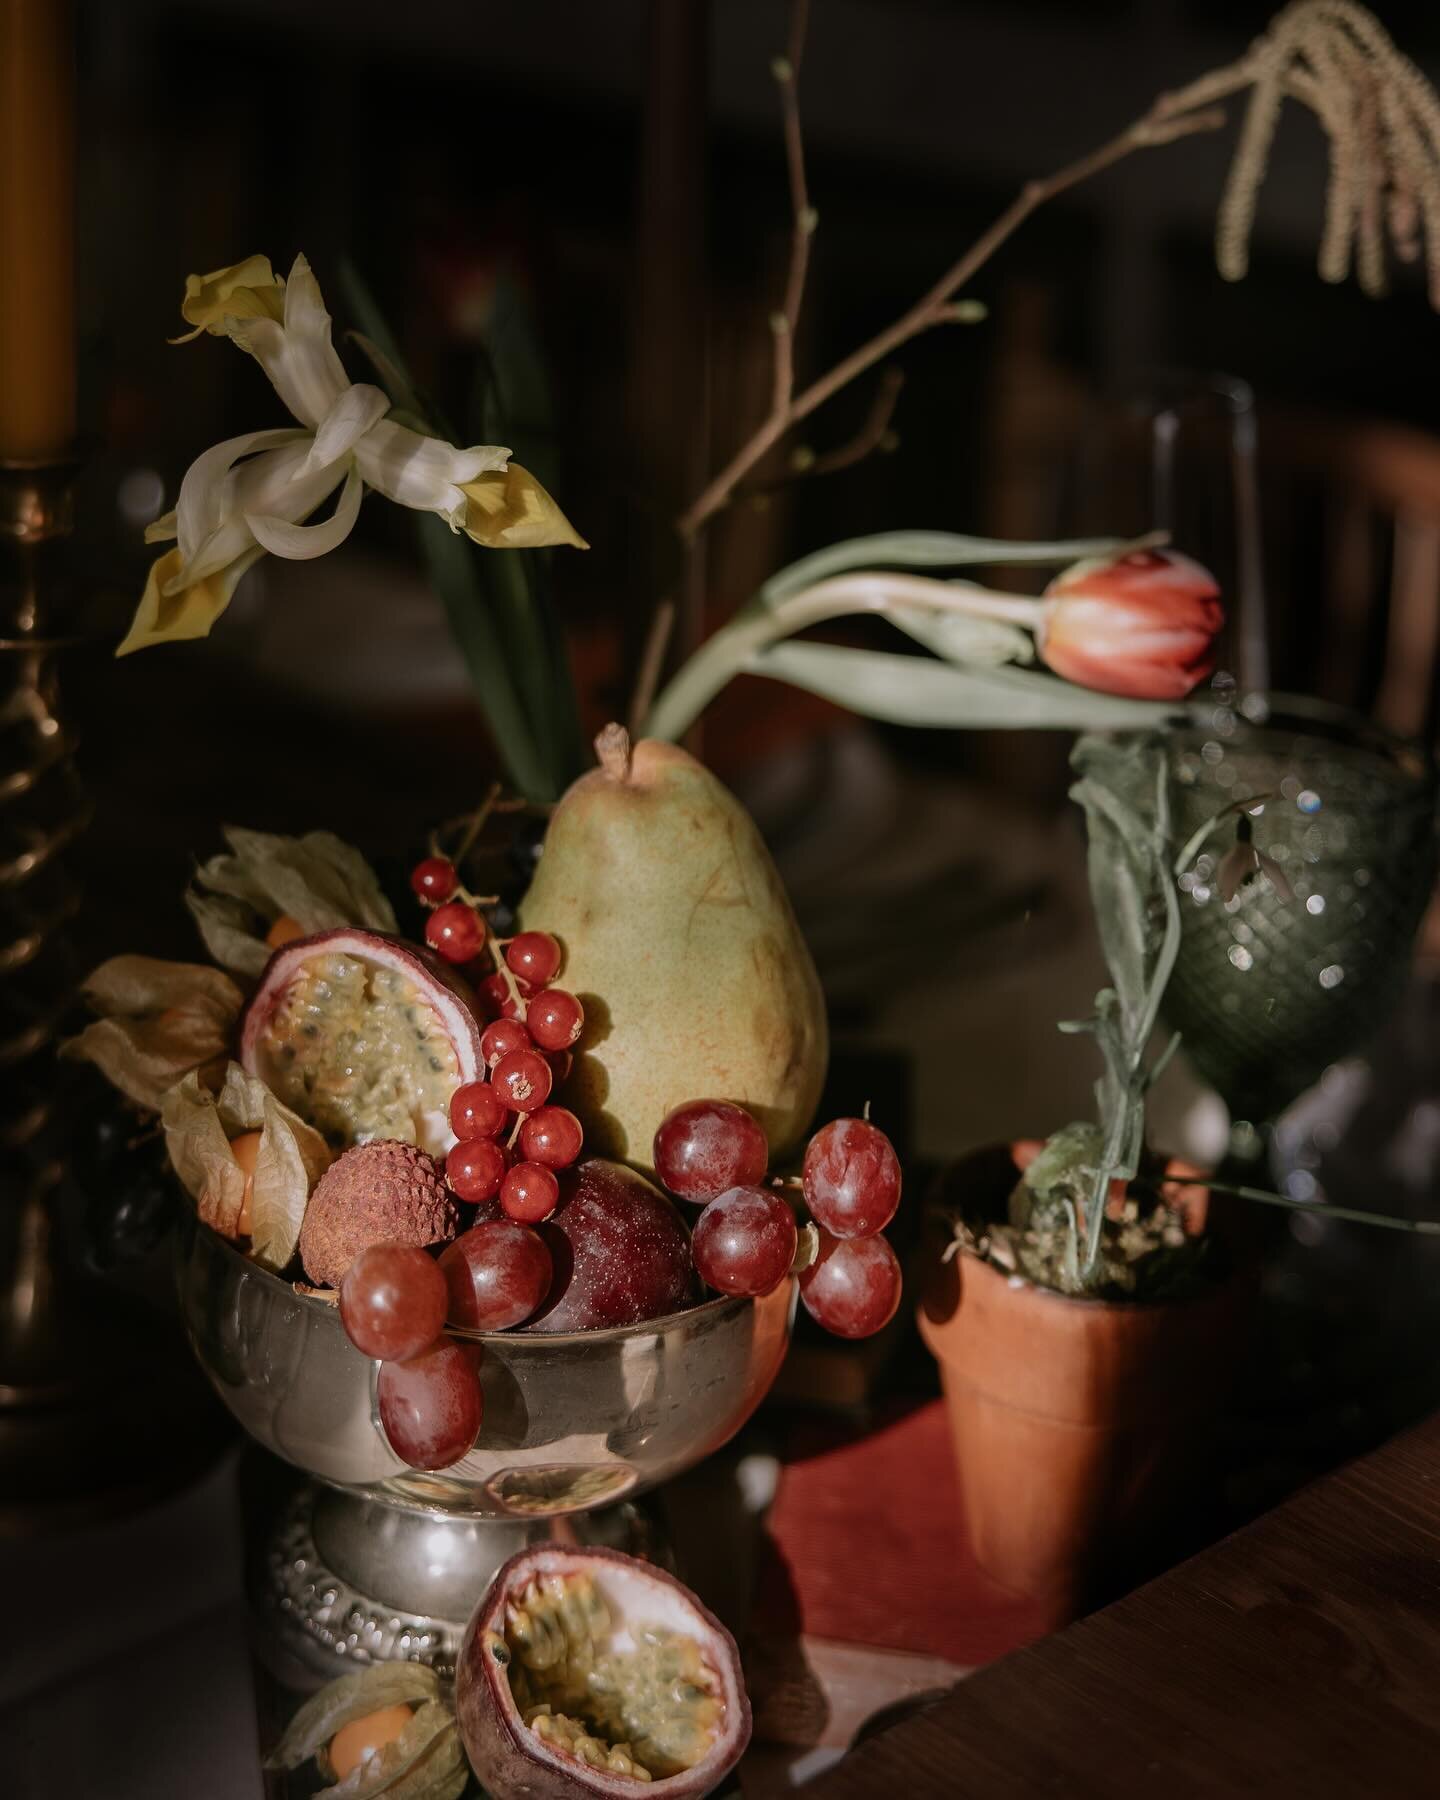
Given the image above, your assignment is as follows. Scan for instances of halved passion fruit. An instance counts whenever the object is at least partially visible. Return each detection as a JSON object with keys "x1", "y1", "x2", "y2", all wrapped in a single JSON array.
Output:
[
  {"x1": 456, "y1": 1547, "x2": 750, "y2": 1798},
  {"x1": 238, "y1": 928, "x2": 484, "y2": 1156}
]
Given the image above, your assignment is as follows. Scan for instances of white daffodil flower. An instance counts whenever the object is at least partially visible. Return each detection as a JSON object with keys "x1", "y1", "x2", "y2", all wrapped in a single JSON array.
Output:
[{"x1": 119, "y1": 253, "x2": 585, "y2": 656}]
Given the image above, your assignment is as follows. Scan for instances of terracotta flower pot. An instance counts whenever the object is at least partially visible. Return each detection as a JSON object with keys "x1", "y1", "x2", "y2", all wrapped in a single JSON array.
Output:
[{"x1": 919, "y1": 1143, "x2": 1252, "y2": 1630}]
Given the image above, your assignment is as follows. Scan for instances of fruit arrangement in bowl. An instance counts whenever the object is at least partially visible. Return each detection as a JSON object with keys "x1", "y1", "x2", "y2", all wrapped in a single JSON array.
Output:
[{"x1": 74, "y1": 728, "x2": 906, "y2": 1513}]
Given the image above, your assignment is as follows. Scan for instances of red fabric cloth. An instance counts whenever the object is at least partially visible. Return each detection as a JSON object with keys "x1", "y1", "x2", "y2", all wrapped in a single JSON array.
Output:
[{"x1": 756, "y1": 1400, "x2": 1051, "y2": 1667}]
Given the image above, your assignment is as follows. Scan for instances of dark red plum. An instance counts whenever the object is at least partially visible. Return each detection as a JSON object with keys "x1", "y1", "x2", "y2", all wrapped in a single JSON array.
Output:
[{"x1": 526, "y1": 1158, "x2": 694, "y2": 1332}]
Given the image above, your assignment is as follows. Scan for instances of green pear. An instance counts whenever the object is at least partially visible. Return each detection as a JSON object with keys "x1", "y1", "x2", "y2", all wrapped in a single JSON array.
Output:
[{"x1": 519, "y1": 725, "x2": 828, "y2": 1170}]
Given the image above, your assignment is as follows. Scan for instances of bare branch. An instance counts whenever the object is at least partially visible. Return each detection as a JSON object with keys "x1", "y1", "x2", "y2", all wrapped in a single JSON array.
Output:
[
  {"x1": 742, "y1": 368, "x2": 906, "y2": 496},
  {"x1": 678, "y1": 98, "x2": 1238, "y2": 541},
  {"x1": 677, "y1": 2, "x2": 1440, "y2": 546},
  {"x1": 628, "y1": 598, "x2": 677, "y2": 738},
  {"x1": 771, "y1": 0, "x2": 814, "y2": 415}
]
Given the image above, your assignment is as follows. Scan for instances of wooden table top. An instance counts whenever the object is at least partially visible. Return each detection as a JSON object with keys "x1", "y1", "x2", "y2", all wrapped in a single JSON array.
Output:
[{"x1": 808, "y1": 1409, "x2": 1440, "y2": 1798}]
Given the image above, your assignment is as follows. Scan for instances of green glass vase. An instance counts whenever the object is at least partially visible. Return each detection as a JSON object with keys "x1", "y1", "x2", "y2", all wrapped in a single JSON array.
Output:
[{"x1": 1136, "y1": 698, "x2": 1437, "y2": 1123}]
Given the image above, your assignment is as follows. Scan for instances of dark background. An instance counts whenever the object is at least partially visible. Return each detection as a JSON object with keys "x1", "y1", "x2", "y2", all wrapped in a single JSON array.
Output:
[{"x1": 62, "y1": 0, "x2": 1440, "y2": 1027}]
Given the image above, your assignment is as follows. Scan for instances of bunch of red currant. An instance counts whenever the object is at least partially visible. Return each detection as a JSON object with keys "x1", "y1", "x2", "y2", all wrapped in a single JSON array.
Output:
[
  {"x1": 652, "y1": 1100, "x2": 903, "y2": 1339},
  {"x1": 410, "y1": 853, "x2": 586, "y2": 1228}
]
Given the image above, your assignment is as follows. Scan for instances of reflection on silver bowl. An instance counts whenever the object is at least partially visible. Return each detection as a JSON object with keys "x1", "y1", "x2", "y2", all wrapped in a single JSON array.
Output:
[
  {"x1": 176, "y1": 1207, "x2": 796, "y2": 1677},
  {"x1": 176, "y1": 1208, "x2": 795, "y2": 1521}
]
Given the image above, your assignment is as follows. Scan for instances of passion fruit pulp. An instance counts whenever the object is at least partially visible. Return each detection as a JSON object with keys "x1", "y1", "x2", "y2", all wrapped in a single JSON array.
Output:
[
  {"x1": 238, "y1": 928, "x2": 484, "y2": 1156},
  {"x1": 457, "y1": 1547, "x2": 750, "y2": 1798}
]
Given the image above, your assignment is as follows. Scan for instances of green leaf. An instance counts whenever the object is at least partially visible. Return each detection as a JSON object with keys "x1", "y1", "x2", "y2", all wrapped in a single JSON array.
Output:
[
  {"x1": 417, "y1": 511, "x2": 560, "y2": 801},
  {"x1": 345, "y1": 332, "x2": 437, "y2": 440},
  {"x1": 761, "y1": 530, "x2": 1137, "y2": 609},
  {"x1": 745, "y1": 640, "x2": 1178, "y2": 731},
  {"x1": 338, "y1": 258, "x2": 574, "y2": 804},
  {"x1": 467, "y1": 274, "x2": 585, "y2": 793},
  {"x1": 888, "y1": 593, "x2": 1034, "y2": 667},
  {"x1": 1069, "y1": 737, "x2": 1169, "y2": 1042},
  {"x1": 471, "y1": 272, "x2": 560, "y2": 494}
]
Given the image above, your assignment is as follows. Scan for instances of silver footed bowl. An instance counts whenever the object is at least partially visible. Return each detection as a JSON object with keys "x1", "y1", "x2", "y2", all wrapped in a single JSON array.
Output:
[{"x1": 175, "y1": 1207, "x2": 795, "y2": 1522}]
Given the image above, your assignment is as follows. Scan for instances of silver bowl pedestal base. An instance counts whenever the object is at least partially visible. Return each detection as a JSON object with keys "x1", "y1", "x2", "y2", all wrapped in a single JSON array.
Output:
[{"x1": 248, "y1": 1470, "x2": 670, "y2": 1687}]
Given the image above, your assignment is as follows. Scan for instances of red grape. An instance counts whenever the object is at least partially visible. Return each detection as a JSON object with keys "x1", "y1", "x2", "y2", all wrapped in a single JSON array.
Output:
[
  {"x1": 798, "y1": 1230, "x2": 902, "y2": 1339},
  {"x1": 446, "y1": 1138, "x2": 508, "y2": 1204},
  {"x1": 449, "y1": 1080, "x2": 507, "y2": 1142},
  {"x1": 802, "y1": 1117, "x2": 902, "y2": 1239},
  {"x1": 410, "y1": 857, "x2": 458, "y2": 905},
  {"x1": 440, "y1": 1220, "x2": 553, "y2": 1330},
  {"x1": 506, "y1": 931, "x2": 562, "y2": 986},
  {"x1": 377, "y1": 1338, "x2": 483, "y2": 1470},
  {"x1": 492, "y1": 1048, "x2": 552, "y2": 1114},
  {"x1": 692, "y1": 1186, "x2": 798, "y2": 1297},
  {"x1": 481, "y1": 1017, "x2": 532, "y2": 1069},
  {"x1": 426, "y1": 902, "x2": 485, "y2": 964},
  {"x1": 518, "y1": 1105, "x2": 584, "y2": 1169},
  {"x1": 477, "y1": 971, "x2": 535, "y2": 1020},
  {"x1": 339, "y1": 1243, "x2": 448, "y2": 1361},
  {"x1": 500, "y1": 1160, "x2": 561, "y2": 1224},
  {"x1": 653, "y1": 1100, "x2": 768, "y2": 1203},
  {"x1": 527, "y1": 988, "x2": 584, "y2": 1052}
]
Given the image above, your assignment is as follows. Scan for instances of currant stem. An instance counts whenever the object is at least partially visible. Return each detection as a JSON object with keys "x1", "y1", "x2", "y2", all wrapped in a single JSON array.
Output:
[
  {"x1": 454, "y1": 782, "x2": 504, "y2": 866},
  {"x1": 487, "y1": 934, "x2": 529, "y2": 1023}
]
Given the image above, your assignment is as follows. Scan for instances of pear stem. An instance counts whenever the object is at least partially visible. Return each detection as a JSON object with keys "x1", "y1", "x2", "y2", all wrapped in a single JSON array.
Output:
[{"x1": 595, "y1": 723, "x2": 633, "y2": 781}]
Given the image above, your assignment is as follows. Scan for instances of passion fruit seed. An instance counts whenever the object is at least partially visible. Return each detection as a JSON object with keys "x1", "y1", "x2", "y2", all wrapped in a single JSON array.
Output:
[
  {"x1": 527, "y1": 1706, "x2": 650, "y2": 1782},
  {"x1": 503, "y1": 1572, "x2": 722, "y2": 1781},
  {"x1": 457, "y1": 1548, "x2": 751, "y2": 1800},
  {"x1": 240, "y1": 931, "x2": 484, "y2": 1155}
]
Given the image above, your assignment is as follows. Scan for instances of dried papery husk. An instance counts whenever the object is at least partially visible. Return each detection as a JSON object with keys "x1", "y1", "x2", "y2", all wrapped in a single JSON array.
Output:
[
  {"x1": 162, "y1": 1063, "x2": 331, "y2": 1268},
  {"x1": 265, "y1": 1665, "x2": 467, "y2": 1800},
  {"x1": 187, "y1": 826, "x2": 398, "y2": 977},
  {"x1": 61, "y1": 955, "x2": 244, "y2": 1110},
  {"x1": 327, "y1": 1701, "x2": 467, "y2": 1800}
]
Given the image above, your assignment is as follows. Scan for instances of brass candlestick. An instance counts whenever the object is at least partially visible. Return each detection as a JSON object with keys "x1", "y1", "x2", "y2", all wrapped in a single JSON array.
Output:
[
  {"x1": 0, "y1": 460, "x2": 87, "y2": 1418},
  {"x1": 0, "y1": 459, "x2": 226, "y2": 1523}
]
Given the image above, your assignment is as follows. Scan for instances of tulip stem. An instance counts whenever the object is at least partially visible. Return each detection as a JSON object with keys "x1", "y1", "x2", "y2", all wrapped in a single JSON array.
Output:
[{"x1": 643, "y1": 571, "x2": 1047, "y2": 741}]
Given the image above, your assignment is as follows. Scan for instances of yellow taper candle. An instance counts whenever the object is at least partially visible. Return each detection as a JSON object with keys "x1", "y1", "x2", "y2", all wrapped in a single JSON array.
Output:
[{"x1": 0, "y1": 0, "x2": 75, "y2": 462}]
